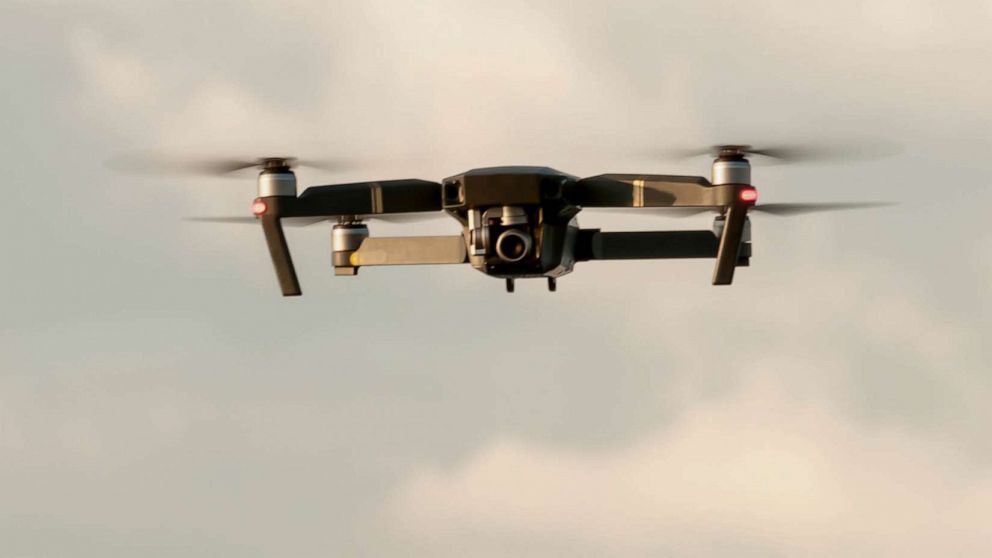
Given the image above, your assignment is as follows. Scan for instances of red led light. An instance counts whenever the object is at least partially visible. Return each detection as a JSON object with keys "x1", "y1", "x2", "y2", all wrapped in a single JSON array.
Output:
[
  {"x1": 251, "y1": 200, "x2": 268, "y2": 216},
  {"x1": 738, "y1": 187, "x2": 758, "y2": 204}
]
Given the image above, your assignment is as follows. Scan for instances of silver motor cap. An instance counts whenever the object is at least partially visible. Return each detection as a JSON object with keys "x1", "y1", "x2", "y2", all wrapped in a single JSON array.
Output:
[
  {"x1": 257, "y1": 170, "x2": 297, "y2": 197},
  {"x1": 711, "y1": 159, "x2": 751, "y2": 185},
  {"x1": 332, "y1": 224, "x2": 370, "y2": 252}
]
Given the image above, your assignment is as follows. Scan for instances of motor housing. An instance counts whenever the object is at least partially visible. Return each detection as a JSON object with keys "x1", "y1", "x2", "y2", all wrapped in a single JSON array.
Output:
[
  {"x1": 257, "y1": 168, "x2": 297, "y2": 197},
  {"x1": 332, "y1": 223, "x2": 369, "y2": 275}
]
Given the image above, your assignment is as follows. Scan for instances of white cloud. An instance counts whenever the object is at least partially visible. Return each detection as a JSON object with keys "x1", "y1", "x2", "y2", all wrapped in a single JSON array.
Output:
[{"x1": 387, "y1": 373, "x2": 992, "y2": 557}]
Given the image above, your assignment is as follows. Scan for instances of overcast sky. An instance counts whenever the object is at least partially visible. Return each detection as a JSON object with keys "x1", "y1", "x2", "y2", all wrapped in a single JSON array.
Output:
[{"x1": 2, "y1": 1, "x2": 991, "y2": 556}]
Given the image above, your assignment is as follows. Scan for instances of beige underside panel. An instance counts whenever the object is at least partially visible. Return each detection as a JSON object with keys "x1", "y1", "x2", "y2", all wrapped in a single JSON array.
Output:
[{"x1": 351, "y1": 236, "x2": 467, "y2": 266}]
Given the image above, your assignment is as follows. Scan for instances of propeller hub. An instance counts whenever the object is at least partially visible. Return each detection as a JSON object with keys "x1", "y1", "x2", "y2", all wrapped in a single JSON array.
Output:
[
  {"x1": 260, "y1": 157, "x2": 296, "y2": 171},
  {"x1": 715, "y1": 145, "x2": 752, "y2": 159}
]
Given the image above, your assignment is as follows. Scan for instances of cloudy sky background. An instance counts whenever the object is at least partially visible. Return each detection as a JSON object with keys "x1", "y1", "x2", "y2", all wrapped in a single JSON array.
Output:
[{"x1": 2, "y1": 0, "x2": 991, "y2": 556}]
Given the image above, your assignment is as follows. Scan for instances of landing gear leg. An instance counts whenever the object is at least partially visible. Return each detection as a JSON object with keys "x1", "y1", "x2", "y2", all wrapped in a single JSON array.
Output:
[
  {"x1": 505, "y1": 278, "x2": 515, "y2": 293},
  {"x1": 547, "y1": 277, "x2": 557, "y2": 292}
]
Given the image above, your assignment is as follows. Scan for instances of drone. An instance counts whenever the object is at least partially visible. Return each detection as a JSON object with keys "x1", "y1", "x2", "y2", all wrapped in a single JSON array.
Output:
[{"x1": 140, "y1": 145, "x2": 891, "y2": 296}]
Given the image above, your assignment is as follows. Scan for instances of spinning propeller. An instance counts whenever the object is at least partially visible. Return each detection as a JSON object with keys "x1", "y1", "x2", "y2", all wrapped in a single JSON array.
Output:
[
  {"x1": 110, "y1": 153, "x2": 443, "y2": 224},
  {"x1": 601, "y1": 142, "x2": 899, "y2": 217},
  {"x1": 183, "y1": 213, "x2": 441, "y2": 226},
  {"x1": 658, "y1": 141, "x2": 902, "y2": 165},
  {"x1": 107, "y1": 154, "x2": 350, "y2": 175}
]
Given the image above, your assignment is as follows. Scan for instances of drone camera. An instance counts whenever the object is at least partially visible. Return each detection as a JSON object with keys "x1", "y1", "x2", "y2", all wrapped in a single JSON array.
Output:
[
  {"x1": 476, "y1": 206, "x2": 536, "y2": 263},
  {"x1": 495, "y1": 229, "x2": 533, "y2": 262}
]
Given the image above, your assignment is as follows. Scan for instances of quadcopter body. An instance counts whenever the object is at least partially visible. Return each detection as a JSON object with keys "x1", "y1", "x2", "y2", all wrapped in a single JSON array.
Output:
[{"x1": 169, "y1": 145, "x2": 889, "y2": 296}]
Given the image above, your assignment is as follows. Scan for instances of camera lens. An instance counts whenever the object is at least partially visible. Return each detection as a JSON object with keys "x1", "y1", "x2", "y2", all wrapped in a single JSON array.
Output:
[{"x1": 495, "y1": 230, "x2": 532, "y2": 262}]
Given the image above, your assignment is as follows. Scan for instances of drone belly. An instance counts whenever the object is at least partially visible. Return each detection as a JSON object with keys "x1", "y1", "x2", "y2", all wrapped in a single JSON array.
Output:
[{"x1": 443, "y1": 167, "x2": 581, "y2": 282}]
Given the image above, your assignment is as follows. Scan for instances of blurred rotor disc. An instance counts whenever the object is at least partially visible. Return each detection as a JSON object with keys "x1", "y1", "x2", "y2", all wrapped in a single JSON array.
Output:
[
  {"x1": 107, "y1": 152, "x2": 354, "y2": 176},
  {"x1": 183, "y1": 212, "x2": 447, "y2": 226},
  {"x1": 653, "y1": 140, "x2": 901, "y2": 165}
]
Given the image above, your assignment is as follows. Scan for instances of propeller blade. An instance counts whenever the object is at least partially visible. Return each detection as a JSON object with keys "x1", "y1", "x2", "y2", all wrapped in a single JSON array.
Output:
[
  {"x1": 753, "y1": 202, "x2": 895, "y2": 216},
  {"x1": 183, "y1": 216, "x2": 257, "y2": 224},
  {"x1": 743, "y1": 143, "x2": 901, "y2": 164},
  {"x1": 655, "y1": 141, "x2": 901, "y2": 165},
  {"x1": 108, "y1": 153, "x2": 353, "y2": 176},
  {"x1": 582, "y1": 202, "x2": 895, "y2": 219},
  {"x1": 294, "y1": 158, "x2": 356, "y2": 172}
]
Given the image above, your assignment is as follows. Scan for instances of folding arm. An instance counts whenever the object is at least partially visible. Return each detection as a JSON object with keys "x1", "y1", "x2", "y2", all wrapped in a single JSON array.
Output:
[
  {"x1": 258, "y1": 178, "x2": 444, "y2": 295},
  {"x1": 291, "y1": 179, "x2": 443, "y2": 217},
  {"x1": 349, "y1": 236, "x2": 468, "y2": 267},
  {"x1": 569, "y1": 174, "x2": 736, "y2": 208},
  {"x1": 575, "y1": 229, "x2": 751, "y2": 280},
  {"x1": 713, "y1": 203, "x2": 748, "y2": 285},
  {"x1": 255, "y1": 197, "x2": 302, "y2": 297},
  {"x1": 259, "y1": 213, "x2": 301, "y2": 296},
  {"x1": 571, "y1": 175, "x2": 755, "y2": 285}
]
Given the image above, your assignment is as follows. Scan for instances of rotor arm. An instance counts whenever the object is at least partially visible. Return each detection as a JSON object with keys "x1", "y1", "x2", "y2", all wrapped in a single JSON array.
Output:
[
  {"x1": 349, "y1": 236, "x2": 468, "y2": 267},
  {"x1": 259, "y1": 211, "x2": 301, "y2": 297},
  {"x1": 569, "y1": 174, "x2": 737, "y2": 209},
  {"x1": 713, "y1": 203, "x2": 748, "y2": 285},
  {"x1": 292, "y1": 179, "x2": 443, "y2": 217},
  {"x1": 253, "y1": 179, "x2": 444, "y2": 296},
  {"x1": 575, "y1": 229, "x2": 750, "y2": 281}
]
